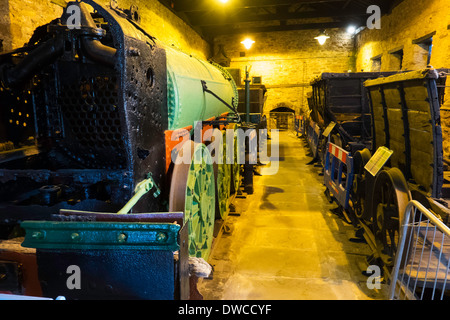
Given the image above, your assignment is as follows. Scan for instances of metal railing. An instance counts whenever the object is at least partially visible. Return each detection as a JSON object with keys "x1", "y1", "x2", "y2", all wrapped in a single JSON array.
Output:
[{"x1": 389, "y1": 200, "x2": 450, "y2": 300}]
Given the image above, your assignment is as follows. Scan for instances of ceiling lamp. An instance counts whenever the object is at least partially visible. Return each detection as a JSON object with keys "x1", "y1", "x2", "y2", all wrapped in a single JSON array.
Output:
[
  {"x1": 218, "y1": 0, "x2": 229, "y2": 3},
  {"x1": 314, "y1": 30, "x2": 330, "y2": 45},
  {"x1": 241, "y1": 38, "x2": 255, "y2": 50},
  {"x1": 347, "y1": 25, "x2": 357, "y2": 35}
]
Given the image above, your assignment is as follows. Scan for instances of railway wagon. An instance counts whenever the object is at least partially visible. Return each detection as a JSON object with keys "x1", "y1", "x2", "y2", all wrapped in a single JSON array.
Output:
[
  {"x1": 0, "y1": 0, "x2": 242, "y2": 299},
  {"x1": 306, "y1": 72, "x2": 398, "y2": 163},
  {"x1": 323, "y1": 68, "x2": 450, "y2": 276}
]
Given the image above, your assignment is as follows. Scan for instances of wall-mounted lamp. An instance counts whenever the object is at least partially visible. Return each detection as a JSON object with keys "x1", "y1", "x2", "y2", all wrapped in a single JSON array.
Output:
[
  {"x1": 241, "y1": 38, "x2": 255, "y2": 50},
  {"x1": 314, "y1": 30, "x2": 330, "y2": 45}
]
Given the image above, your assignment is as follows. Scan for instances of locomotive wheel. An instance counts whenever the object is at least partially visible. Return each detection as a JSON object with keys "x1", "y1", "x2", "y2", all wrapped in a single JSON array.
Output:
[
  {"x1": 351, "y1": 148, "x2": 371, "y2": 220},
  {"x1": 169, "y1": 140, "x2": 216, "y2": 260},
  {"x1": 228, "y1": 123, "x2": 241, "y2": 196},
  {"x1": 213, "y1": 130, "x2": 232, "y2": 220},
  {"x1": 371, "y1": 168, "x2": 411, "y2": 268}
]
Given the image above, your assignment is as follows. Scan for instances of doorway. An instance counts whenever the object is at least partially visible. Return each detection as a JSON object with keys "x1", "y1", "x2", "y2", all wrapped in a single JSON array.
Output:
[{"x1": 269, "y1": 106, "x2": 295, "y2": 131}]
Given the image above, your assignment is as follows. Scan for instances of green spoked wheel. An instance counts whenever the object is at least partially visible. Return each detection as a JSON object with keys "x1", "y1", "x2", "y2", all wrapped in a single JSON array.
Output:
[
  {"x1": 213, "y1": 130, "x2": 232, "y2": 220},
  {"x1": 169, "y1": 140, "x2": 216, "y2": 260}
]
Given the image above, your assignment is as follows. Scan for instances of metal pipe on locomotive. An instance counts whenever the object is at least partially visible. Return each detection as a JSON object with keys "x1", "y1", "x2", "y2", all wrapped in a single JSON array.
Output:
[{"x1": 0, "y1": 0, "x2": 248, "y2": 299}]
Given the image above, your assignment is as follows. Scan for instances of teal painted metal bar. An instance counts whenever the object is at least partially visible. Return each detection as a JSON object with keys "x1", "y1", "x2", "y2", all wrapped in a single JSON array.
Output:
[{"x1": 21, "y1": 221, "x2": 180, "y2": 251}]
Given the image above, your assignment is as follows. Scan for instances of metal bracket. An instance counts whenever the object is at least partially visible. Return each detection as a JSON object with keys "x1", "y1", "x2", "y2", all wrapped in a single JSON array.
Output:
[{"x1": 117, "y1": 173, "x2": 160, "y2": 214}]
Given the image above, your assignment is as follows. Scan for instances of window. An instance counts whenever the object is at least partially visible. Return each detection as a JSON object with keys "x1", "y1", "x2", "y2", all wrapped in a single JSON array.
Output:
[
  {"x1": 371, "y1": 54, "x2": 382, "y2": 72},
  {"x1": 389, "y1": 48, "x2": 404, "y2": 71},
  {"x1": 252, "y1": 76, "x2": 262, "y2": 84},
  {"x1": 413, "y1": 32, "x2": 435, "y2": 68}
]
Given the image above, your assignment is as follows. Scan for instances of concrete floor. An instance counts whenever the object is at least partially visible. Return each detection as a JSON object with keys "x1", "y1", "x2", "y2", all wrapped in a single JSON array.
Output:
[{"x1": 198, "y1": 130, "x2": 389, "y2": 300}]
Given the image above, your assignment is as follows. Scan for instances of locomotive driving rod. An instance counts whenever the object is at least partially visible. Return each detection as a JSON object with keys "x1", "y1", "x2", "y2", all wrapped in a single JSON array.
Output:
[{"x1": 117, "y1": 174, "x2": 161, "y2": 214}]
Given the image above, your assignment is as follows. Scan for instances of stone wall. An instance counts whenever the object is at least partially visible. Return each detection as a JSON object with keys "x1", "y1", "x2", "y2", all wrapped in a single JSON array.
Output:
[
  {"x1": 0, "y1": 0, "x2": 210, "y2": 60},
  {"x1": 98, "y1": 0, "x2": 210, "y2": 60},
  {"x1": 0, "y1": 0, "x2": 10, "y2": 52},
  {"x1": 0, "y1": 0, "x2": 62, "y2": 52},
  {"x1": 355, "y1": 0, "x2": 450, "y2": 162},
  {"x1": 356, "y1": 0, "x2": 450, "y2": 72},
  {"x1": 214, "y1": 28, "x2": 355, "y2": 117}
]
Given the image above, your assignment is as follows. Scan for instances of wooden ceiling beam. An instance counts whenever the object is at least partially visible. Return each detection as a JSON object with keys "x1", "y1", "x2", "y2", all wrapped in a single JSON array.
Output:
[
  {"x1": 205, "y1": 20, "x2": 363, "y2": 36},
  {"x1": 172, "y1": 0, "x2": 345, "y2": 13},
  {"x1": 188, "y1": 8, "x2": 369, "y2": 27}
]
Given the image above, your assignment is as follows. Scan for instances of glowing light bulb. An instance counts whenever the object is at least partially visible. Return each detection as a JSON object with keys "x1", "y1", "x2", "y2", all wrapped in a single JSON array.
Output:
[
  {"x1": 314, "y1": 34, "x2": 330, "y2": 45},
  {"x1": 347, "y1": 25, "x2": 357, "y2": 35},
  {"x1": 241, "y1": 38, "x2": 255, "y2": 50},
  {"x1": 218, "y1": 0, "x2": 229, "y2": 3}
]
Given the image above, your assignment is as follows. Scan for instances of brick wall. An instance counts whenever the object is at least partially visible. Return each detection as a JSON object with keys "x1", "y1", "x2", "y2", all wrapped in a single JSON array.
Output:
[{"x1": 214, "y1": 28, "x2": 355, "y2": 117}]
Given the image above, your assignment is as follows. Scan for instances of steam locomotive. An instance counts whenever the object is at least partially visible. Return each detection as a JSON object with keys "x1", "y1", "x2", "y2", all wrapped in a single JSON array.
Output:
[{"x1": 0, "y1": 0, "x2": 242, "y2": 299}]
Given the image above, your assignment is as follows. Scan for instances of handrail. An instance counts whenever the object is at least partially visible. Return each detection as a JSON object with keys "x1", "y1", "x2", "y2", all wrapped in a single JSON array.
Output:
[{"x1": 389, "y1": 200, "x2": 450, "y2": 300}]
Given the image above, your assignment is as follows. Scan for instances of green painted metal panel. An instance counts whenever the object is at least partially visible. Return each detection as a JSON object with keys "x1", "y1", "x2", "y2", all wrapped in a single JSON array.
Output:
[{"x1": 165, "y1": 45, "x2": 238, "y2": 130}]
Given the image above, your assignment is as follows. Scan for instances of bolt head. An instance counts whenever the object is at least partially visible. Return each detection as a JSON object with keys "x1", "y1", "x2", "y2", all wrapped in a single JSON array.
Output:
[
  {"x1": 71, "y1": 232, "x2": 81, "y2": 241},
  {"x1": 156, "y1": 232, "x2": 167, "y2": 242},
  {"x1": 31, "y1": 231, "x2": 45, "y2": 240},
  {"x1": 117, "y1": 232, "x2": 128, "y2": 243}
]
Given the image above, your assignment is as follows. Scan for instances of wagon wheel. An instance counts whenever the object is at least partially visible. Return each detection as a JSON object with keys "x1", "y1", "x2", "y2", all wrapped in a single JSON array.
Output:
[
  {"x1": 371, "y1": 168, "x2": 411, "y2": 268},
  {"x1": 169, "y1": 140, "x2": 216, "y2": 260},
  {"x1": 351, "y1": 148, "x2": 372, "y2": 220},
  {"x1": 317, "y1": 135, "x2": 328, "y2": 165},
  {"x1": 330, "y1": 133, "x2": 343, "y2": 148},
  {"x1": 212, "y1": 130, "x2": 232, "y2": 220}
]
